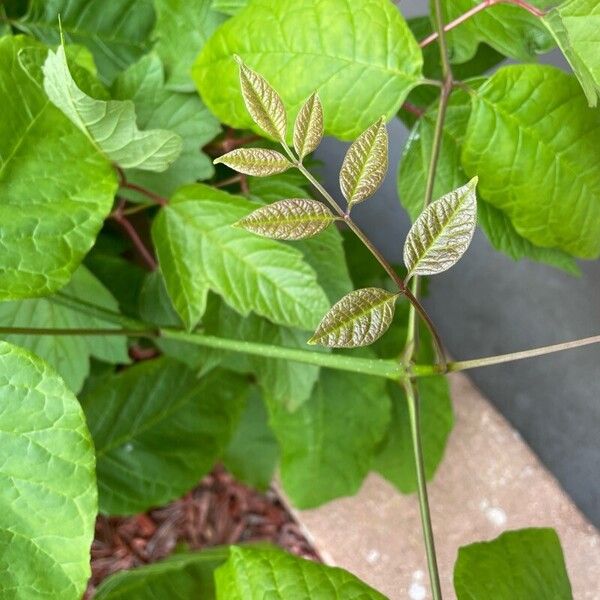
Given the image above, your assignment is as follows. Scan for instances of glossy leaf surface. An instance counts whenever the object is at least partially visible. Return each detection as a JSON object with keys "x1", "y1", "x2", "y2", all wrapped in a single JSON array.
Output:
[
  {"x1": 214, "y1": 148, "x2": 292, "y2": 176},
  {"x1": 294, "y1": 92, "x2": 324, "y2": 160}
]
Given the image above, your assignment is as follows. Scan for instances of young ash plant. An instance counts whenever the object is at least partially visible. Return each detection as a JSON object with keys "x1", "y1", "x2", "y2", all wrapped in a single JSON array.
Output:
[{"x1": 1, "y1": 0, "x2": 600, "y2": 598}]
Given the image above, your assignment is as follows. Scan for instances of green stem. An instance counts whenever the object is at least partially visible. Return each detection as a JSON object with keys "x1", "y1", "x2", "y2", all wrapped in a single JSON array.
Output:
[{"x1": 404, "y1": 380, "x2": 443, "y2": 600}]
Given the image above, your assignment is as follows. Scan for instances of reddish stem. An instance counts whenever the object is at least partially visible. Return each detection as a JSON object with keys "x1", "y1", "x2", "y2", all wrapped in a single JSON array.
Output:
[
  {"x1": 204, "y1": 131, "x2": 262, "y2": 157},
  {"x1": 115, "y1": 166, "x2": 168, "y2": 206},
  {"x1": 402, "y1": 102, "x2": 426, "y2": 118},
  {"x1": 111, "y1": 200, "x2": 157, "y2": 271}
]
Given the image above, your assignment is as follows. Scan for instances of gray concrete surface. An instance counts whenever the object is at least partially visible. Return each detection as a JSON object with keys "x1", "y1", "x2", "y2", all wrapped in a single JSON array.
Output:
[{"x1": 315, "y1": 1, "x2": 600, "y2": 527}]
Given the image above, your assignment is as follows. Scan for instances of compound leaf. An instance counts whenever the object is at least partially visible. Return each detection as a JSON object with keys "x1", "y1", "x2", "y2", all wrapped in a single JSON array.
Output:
[
  {"x1": 340, "y1": 117, "x2": 388, "y2": 208},
  {"x1": 194, "y1": 0, "x2": 422, "y2": 140},
  {"x1": 214, "y1": 148, "x2": 292, "y2": 176},
  {"x1": 43, "y1": 45, "x2": 182, "y2": 172},
  {"x1": 309, "y1": 287, "x2": 399, "y2": 348},
  {"x1": 294, "y1": 92, "x2": 324, "y2": 160},
  {"x1": 454, "y1": 528, "x2": 573, "y2": 600},
  {"x1": 215, "y1": 545, "x2": 387, "y2": 599},
  {"x1": 0, "y1": 341, "x2": 96, "y2": 599},
  {"x1": 404, "y1": 178, "x2": 478, "y2": 278},
  {"x1": 0, "y1": 36, "x2": 116, "y2": 299},
  {"x1": 463, "y1": 64, "x2": 600, "y2": 258},
  {"x1": 81, "y1": 357, "x2": 246, "y2": 515},
  {"x1": 236, "y1": 199, "x2": 335, "y2": 240}
]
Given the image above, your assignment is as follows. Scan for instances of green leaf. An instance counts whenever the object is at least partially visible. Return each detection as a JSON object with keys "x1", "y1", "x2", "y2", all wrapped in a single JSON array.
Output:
[
  {"x1": 404, "y1": 178, "x2": 478, "y2": 278},
  {"x1": 0, "y1": 341, "x2": 96, "y2": 599},
  {"x1": 236, "y1": 199, "x2": 335, "y2": 240},
  {"x1": 95, "y1": 548, "x2": 228, "y2": 600},
  {"x1": 398, "y1": 85, "x2": 580, "y2": 274},
  {"x1": 269, "y1": 369, "x2": 390, "y2": 508},
  {"x1": 223, "y1": 388, "x2": 279, "y2": 490},
  {"x1": 340, "y1": 118, "x2": 388, "y2": 208},
  {"x1": 216, "y1": 545, "x2": 387, "y2": 599},
  {"x1": 454, "y1": 528, "x2": 573, "y2": 599},
  {"x1": 153, "y1": 0, "x2": 226, "y2": 92},
  {"x1": 0, "y1": 36, "x2": 116, "y2": 299},
  {"x1": 211, "y1": 0, "x2": 246, "y2": 15},
  {"x1": 463, "y1": 64, "x2": 600, "y2": 258},
  {"x1": 309, "y1": 288, "x2": 399, "y2": 348},
  {"x1": 112, "y1": 53, "x2": 221, "y2": 196},
  {"x1": 440, "y1": 0, "x2": 554, "y2": 64},
  {"x1": 543, "y1": 0, "x2": 600, "y2": 107},
  {"x1": 17, "y1": 0, "x2": 155, "y2": 84},
  {"x1": 152, "y1": 184, "x2": 330, "y2": 331},
  {"x1": 0, "y1": 266, "x2": 129, "y2": 393},
  {"x1": 194, "y1": 0, "x2": 423, "y2": 140},
  {"x1": 294, "y1": 92, "x2": 324, "y2": 160},
  {"x1": 81, "y1": 357, "x2": 246, "y2": 515},
  {"x1": 214, "y1": 148, "x2": 292, "y2": 176},
  {"x1": 43, "y1": 45, "x2": 182, "y2": 172},
  {"x1": 374, "y1": 378, "x2": 453, "y2": 493}
]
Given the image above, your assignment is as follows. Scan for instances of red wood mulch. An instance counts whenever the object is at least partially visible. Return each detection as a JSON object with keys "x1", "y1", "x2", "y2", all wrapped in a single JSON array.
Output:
[{"x1": 85, "y1": 466, "x2": 319, "y2": 597}]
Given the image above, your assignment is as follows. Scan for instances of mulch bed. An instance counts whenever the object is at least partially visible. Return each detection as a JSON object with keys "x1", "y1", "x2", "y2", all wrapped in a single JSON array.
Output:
[{"x1": 86, "y1": 466, "x2": 320, "y2": 597}]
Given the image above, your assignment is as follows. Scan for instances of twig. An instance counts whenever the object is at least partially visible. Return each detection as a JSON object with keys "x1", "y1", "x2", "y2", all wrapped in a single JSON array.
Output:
[
  {"x1": 115, "y1": 166, "x2": 168, "y2": 206},
  {"x1": 111, "y1": 199, "x2": 157, "y2": 271}
]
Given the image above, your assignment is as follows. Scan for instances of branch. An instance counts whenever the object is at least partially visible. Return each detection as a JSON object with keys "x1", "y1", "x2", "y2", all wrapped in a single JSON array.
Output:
[
  {"x1": 420, "y1": 0, "x2": 546, "y2": 48},
  {"x1": 111, "y1": 199, "x2": 157, "y2": 271},
  {"x1": 115, "y1": 166, "x2": 168, "y2": 206}
]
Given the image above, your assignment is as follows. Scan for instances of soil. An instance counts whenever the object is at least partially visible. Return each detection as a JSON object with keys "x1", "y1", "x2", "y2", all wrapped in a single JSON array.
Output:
[{"x1": 85, "y1": 466, "x2": 319, "y2": 597}]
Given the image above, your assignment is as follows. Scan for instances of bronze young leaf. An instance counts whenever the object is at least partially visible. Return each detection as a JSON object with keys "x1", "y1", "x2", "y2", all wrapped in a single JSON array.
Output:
[
  {"x1": 294, "y1": 92, "x2": 324, "y2": 160},
  {"x1": 214, "y1": 148, "x2": 292, "y2": 176},
  {"x1": 235, "y1": 199, "x2": 336, "y2": 240},
  {"x1": 309, "y1": 287, "x2": 399, "y2": 348}
]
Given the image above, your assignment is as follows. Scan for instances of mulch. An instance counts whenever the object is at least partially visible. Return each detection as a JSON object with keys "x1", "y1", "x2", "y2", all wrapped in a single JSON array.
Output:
[{"x1": 85, "y1": 466, "x2": 320, "y2": 597}]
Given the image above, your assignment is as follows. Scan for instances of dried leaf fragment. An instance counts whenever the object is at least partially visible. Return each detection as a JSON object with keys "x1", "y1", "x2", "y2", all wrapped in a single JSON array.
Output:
[
  {"x1": 340, "y1": 117, "x2": 388, "y2": 208},
  {"x1": 404, "y1": 177, "x2": 478, "y2": 279},
  {"x1": 308, "y1": 287, "x2": 399, "y2": 348},
  {"x1": 294, "y1": 92, "x2": 324, "y2": 160},
  {"x1": 236, "y1": 199, "x2": 335, "y2": 240},
  {"x1": 214, "y1": 148, "x2": 292, "y2": 176}
]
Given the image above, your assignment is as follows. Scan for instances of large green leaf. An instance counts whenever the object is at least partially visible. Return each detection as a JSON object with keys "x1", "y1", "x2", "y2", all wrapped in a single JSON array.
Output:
[
  {"x1": 398, "y1": 84, "x2": 579, "y2": 273},
  {"x1": 216, "y1": 545, "x2": 386, "y2": 599},
  {"x1": 153, "y1": 0, "x2": 226, "y2": 92},
  {"x1": 269, "y1": 368, "x2": 390, "y2": 508},
  {"x1": 112, "y1": 53, "x2": 221, "y2": 196},
  {"x1": 439, "y1": 0, "x2": 554, "y2": 64},
  {"x1": 0, "y1": 266, "x2": 129, "y2": 393},
  {"x1": 193, "y1": 0, "x2": 423, "y2": 140},
  {"x1": 543, "y1": 0, "x2": 600, "y2": 107},
  {"x1": 0, "y1": 341, "x2": 96, "y2": 599},
  {"x1": 81, "y1": 357, "x2": 246, "y2": 514},
  {"x1": 211, "y1": 0, "x2": 246, "y2": 15},
  {"x1": 95, "y1": 548, "x2": 228, "y2": 600},
  {"x1": 0, "y1": 36, "x2": 116, "y2": 299},
  {"x1": 17, "y1": 0, "x2": 155, "y2": 84},
  {"x1": 454, "y1": 528, "x2": 573, "y2": 599},
  {"x1": 463, "y1": 65, "x2": 600, "y2": 258},
  {"x1": 152, "y1": 184, "x2": 330, "y2": 331}
]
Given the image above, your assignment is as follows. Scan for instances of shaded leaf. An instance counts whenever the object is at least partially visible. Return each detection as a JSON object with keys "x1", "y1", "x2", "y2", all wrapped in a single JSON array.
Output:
[
  {"x1": 0, "y1": 342, "x2": 96, "y2": 599},
  {"x1": 193, "y1": 0, "x2": 423, "y2": 140},
  {"x1": 454, "y1": 528, "x2": 573, "y2": 600},
  {"x1": 211, "y1": 0, "x2": 247, "y2": 14},
  {"x1": 215, "y1": 148, "x2": 292, "y2": 176},
  {"x1": 43, "y1": 45, "x2": 182, "y2": 171},
  {"x1": 236, "y1": 56, "x2": 287, "y2": 141},
  {"x1": 0, "y1": 36, "x2": 116, "y2": 299},
  {"x1": 404, "y1": 178, "x2": 478, "y2": 278},
  {"x1": 309, "y1": 288, "x2": 398, "y2": 348},
  {"x1": 293, "y1": 92, "x2": 324, "y2": 160},
  {"x1": 215, "y1": 545, "x2": 387, "y2": 599},
  {"x1": 340, "y1": 117, "x2": 388, "y2": 207},
  {"x1": 81, "y1": 357, "x2": 246, "y2": 514},
  {"x1": 236, "y1": 199, "x2": 335, "y2": 240}
]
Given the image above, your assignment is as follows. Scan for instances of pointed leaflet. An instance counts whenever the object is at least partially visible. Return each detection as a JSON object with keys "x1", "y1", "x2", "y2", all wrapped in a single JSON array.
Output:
[
  {"x1": 193, "y1": 0, "x2": 423, "y2": 140},
  {"x1": 340, "y1": 118, "x2": 388, "y2": 208},
  {"x1": 214, "y1": 148, "x2": 292, "y2": 176},
  {"x1": 309, "y1": 288, "x2": 399, "y2": 348},
  {"x1": 43, "y1": 45, "x2": 182, "y2": 171},
  {"x1": 235, "y1": 55, "x2": 287, "y2": 141},
  {"x1": 543, "y1": 0, "x2": 600, "y2": 107},
  {"x1": 404, "y1": 178, "x2": 478, "y2": 279},
  {"x1": 236, "y1": 199, "x2": 335, "y2": 240},
  {"x1": 0, "y1": 342, "x2": 96, "y2": 599},
  {"x1": 0, "y1": 36, "x2": 116, "y2": 299},
  {"x1": 293, "y1": 92, "x2": 323, "y2": 160},
  {"x1": 215, "y1": 546, "x2": 387, "y2": 599}
]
